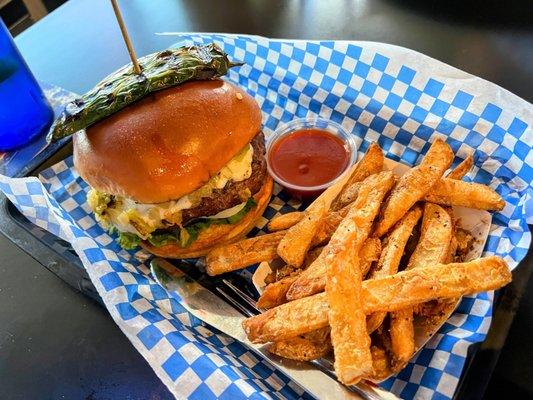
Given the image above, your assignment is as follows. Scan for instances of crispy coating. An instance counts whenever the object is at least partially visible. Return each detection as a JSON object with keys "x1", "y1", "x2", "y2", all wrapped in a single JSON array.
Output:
[
  {"x1": 242, "y1": 256, "x2": 511, "y2": 343},
  {"x1": 423, "y1": 178, "x2": 505, "y2": 211},
  {"x1": 374, "y1": 139, "x2": 453, "y2": 237},
  {"x1": 286, "y1": 172, "x2": 396, "y2": 300},
  {"x1": 268, "y1": 327, "x2": 332, "y2": 361}
]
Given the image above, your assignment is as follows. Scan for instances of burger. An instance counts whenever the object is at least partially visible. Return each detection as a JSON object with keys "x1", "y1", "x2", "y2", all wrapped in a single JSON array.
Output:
[{"x1": 73, "y1": 79, "x2": 273, "y2": 258}]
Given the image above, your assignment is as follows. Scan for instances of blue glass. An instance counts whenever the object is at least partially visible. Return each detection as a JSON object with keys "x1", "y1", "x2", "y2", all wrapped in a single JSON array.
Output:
[{"x1": 0, "y1": 18, "x2": 53, "y2": 152}]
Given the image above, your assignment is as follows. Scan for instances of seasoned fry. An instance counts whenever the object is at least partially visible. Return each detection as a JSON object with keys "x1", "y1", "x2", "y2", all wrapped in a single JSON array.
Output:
[
  {"x1": 388, "y1": 308, "x2": 414, "y2": 368},
  {"x1": 242, "y1": 256, "x2": 511, "y2": 343},
  {"x1": 374, "y1": 138, "x2": 453, "y2": 237},
  {"x1": 335, "y1": 181, "x2": 361, "y2": 210},
  {"x1": 257, "y1": 275, "x2": 299, "y2": 309},
  {"x1": 268, "y1": 327, "x2": 332, "y2": 361},
  {"x1": 388, "y1": 203, "x2": 453, "y2": 366},
  {"x1": 277, "y1": 198, "x2": 327, "y2": 267},
  {"x1": 326, "y1": 181, "x2": 381, "y2": 383},
  {"x1": 407, "y1": 203, "x2": 453, "y2": 270},
  {"x1": 287, "y1": 171, "x2": 396, "y2": 300},
  {"x1": 360, "y1": 237, "x2": 381, "y2": 277},
  {"x1": 267, "y1": 211, "x2": 304, "y2": 232},
  {"x1": 365, "y1": 206, "x2": 423, "y2": 334},
  {"x1": 327, "y1": 245, "x2": 372, "y2": 384},
  {"x1": 205, "y1": 231, "x2": 286, "y2": 276},
  {"x1": 447, "y1": 153, "x2": 474, "y2": 180},
  {"x1": 330, "y1": 142, "x2": 384, "y2": 210},
  {"x1": 423, "y1": 178, "x2": 505, "y2": 211}
]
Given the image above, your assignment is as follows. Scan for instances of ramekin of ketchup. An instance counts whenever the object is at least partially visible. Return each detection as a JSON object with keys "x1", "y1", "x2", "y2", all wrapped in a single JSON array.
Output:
[{"x1": 266, "y1": 117, "x2": 357, "y2": 199}]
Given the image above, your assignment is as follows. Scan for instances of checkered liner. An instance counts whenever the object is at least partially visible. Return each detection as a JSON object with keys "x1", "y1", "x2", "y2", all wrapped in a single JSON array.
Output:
[{"x1": 1, "y1": 34, "x2": 531, "y2": 399}]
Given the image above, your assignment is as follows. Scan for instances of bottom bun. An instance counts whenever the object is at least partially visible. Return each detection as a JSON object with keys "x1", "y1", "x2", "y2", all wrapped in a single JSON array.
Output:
[{"x1": 141, "y1": 176, "x2": 273, "y2": 258}]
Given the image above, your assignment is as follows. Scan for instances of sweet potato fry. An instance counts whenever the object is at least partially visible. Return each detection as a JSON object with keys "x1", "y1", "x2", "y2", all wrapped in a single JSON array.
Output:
[
  {"x1": 447, "y1": 153, "x2": 474, "y2": 180},
  {"x1": 242, "y1": 256, "x2": 511, "y2": 343},
  {"x1": 267, "y1": 211, "x2": 304, "y2": 232},
  {"x1": 366, "y1": 206, "x2": 422, "y2": 334},
  {"x1": 374, "y1": 138, "x2": 453, "y2": 237},
  {"x1": 205, "y1": 231, "x2": 286, "y2": 276},
  {"x1": 388, "y1": 203, "x2": 453, "y2": 366},
  {"x1": 423, "y1": 178, "x2": 505, "y2": 211},
  {"x1": 277, "y1": 198, "x2": 327, "y2": 267},
  {"x1": 286, "y1": 171, "x2": 396, "y2": 300},
  {"x1": 268, "y1": 327, "x2": 332, "y2": 361},
  {"x1": 330, "y1": 142, "x2": 384, "y2": 210}
]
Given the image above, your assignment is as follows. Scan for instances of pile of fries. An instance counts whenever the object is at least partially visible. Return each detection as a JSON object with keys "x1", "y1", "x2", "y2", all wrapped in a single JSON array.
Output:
[{"x1": 205, "y1": 140, "x2": 511, "y2": 385}]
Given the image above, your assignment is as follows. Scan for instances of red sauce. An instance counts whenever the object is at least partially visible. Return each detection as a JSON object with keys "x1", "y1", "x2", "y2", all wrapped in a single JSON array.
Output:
[{"x1": 268, "y1": 129, "x2": 350, "y2": 194}]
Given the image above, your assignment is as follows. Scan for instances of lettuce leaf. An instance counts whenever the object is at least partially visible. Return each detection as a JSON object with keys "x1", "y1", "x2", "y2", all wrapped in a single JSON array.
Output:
[{"x1": 113, "y1": 198, "x2": 257, "y2": 250}]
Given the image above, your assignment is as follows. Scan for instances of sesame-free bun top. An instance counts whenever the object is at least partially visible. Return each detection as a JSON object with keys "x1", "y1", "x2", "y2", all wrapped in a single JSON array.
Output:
[{"x1": 73, "y1": 79, "x2": 262, "y2": 204}]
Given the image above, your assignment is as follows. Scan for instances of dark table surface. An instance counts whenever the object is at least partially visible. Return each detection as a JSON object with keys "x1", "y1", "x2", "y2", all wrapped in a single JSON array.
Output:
[{"x1": 2, "y1": 0, "x2": 532, "y2": 399}]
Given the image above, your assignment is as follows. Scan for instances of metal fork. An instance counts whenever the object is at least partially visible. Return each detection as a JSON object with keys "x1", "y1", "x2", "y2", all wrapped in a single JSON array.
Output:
[{"x1": 151, "y1": 258, "x2": 396, "y2": 400}]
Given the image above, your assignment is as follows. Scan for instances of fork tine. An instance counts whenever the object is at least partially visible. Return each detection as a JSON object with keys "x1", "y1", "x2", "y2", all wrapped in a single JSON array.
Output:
[
  {"x1": 222, "y1": 278, "x2": 261, "y2": 314},
  {"x1": 215, "y1": 287, "x2": 256, "y2": 318}
]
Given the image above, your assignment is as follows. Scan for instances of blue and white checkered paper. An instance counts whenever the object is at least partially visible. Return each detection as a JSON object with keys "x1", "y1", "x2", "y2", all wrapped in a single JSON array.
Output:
[{"x1": 1, "y1": 34, "x2": 531, "y2": 399}]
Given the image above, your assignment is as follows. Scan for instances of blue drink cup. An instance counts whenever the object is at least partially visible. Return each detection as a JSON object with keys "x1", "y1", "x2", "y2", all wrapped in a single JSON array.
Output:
[{"x1": 0, "y1": 18, "x2": 54, "y2": 152}]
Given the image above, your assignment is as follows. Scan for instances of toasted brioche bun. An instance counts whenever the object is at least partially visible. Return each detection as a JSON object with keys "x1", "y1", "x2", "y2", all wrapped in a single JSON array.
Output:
[
  {"x1": 73, "y1": 79, "x2": 262, "y2": 204},
  {"x1": 141, "y1": 177, "x2": 273, "y2": 258}
]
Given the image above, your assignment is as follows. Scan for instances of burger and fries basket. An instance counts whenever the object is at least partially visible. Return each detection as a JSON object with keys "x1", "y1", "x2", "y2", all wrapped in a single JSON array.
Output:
[{"x1": 0, "y1": 34, "x2": 531, "y2": 399}]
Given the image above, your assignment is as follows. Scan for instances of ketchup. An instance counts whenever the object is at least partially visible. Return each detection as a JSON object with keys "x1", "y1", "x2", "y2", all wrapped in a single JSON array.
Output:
[{"x1": 268, "y1": 129, "x2": 350, "y2": 198}]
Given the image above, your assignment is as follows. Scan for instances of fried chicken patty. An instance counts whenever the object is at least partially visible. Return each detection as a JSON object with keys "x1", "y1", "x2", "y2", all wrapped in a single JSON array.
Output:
[{"x1": 180, "y1": 132, "x2": 267, "y2": 224}]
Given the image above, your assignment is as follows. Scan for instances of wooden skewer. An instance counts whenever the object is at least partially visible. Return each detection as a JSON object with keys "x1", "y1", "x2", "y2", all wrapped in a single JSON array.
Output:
[{"x1": 110, "y1": 0, "x2": 142, "y2": 74}]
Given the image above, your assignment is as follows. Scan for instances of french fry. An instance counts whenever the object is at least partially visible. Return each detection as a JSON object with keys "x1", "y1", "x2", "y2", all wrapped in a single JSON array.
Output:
[
  {"x1": 268, "y1": 327, "x2": 332, "y2": 361},
  {"x1": 330, "y1": 142, "x2": 384, "y2": 210},
  {"x1": 277, "y1": 198, "x2": 327, "y2": 267},
  {"x1": 257, "y1": 275, "x2": 299, "y2": 309},
  {"x1": 335, "y1": 181, "x2": 361, "y2": 210},
  {"x1": 360, "y1": 237, "x2": 381, "y2": 277},
  {"x1": 205, "y1": 231, "x2": 286, "y2": 276},
  {"x1": 325, "y1": 171, "x2": 387, "y2": 383},
  {"x1": 388, "y1": 308, "x2": 414, "y2": 368},
  {"x1": 267, "y1": 211, "x2": 304, "y2": 232},
  {"x1": 242, "y1": 256, "x2": 511, "y2": 343},
  {"x1": 374, "y1": 138, "x2": 453, "y2": 237},
  {"x1": 388, "y1": 203, "x2": 452, "y2": 366},
  {"x1": 286, "y1": 171, "x2": 396, "y2": 300},
  {"x1": 407, "y1": 203, "x2": 453, "y2": 270},
  {"x1": 327, "y1": 244, "x2": 372, "y2": 384},
  {"x1": 447, "y1": 153, "x2": 474, "y2": 180},
  {"x1": 366, "y1": 206, "x2": 423, "y2": 334},
  {"x1": 423, "y1": 178, "x2": 505, "y2": 211}
]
